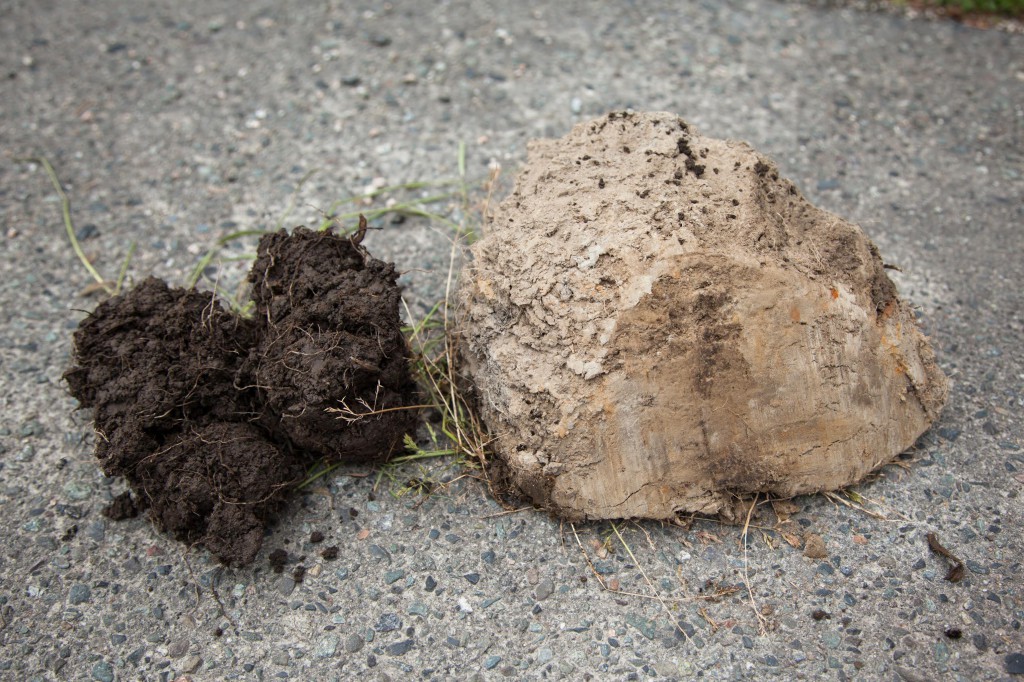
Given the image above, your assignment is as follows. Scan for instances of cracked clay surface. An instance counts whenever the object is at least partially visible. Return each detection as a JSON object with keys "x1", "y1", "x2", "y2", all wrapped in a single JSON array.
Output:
[{"x1": 458, "y1": 111, "x2": 949, "y2": 520}]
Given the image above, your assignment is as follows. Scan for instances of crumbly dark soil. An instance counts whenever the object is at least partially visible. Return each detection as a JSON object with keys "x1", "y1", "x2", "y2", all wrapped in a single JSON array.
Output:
[
  {"x1": 243, "y1": 228, "x2": 417, "y2": 461},
  {"x1": 103, "y1": 491, "x2": 139, "y2": 520},
  {"x1": 66, "y1": 226, "x2": 418, "y2": 566}
]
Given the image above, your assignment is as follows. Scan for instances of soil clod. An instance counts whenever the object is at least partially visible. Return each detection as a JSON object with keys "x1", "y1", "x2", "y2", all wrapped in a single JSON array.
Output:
[
  {"x1": 458, "y1": 111, "x2": 948, "y2": 521},
  {"x1": 66, "y1": 226, "x2": 418, "y2": 566},
  {"x1": 268, "y1": 548, "x2": 289, "y2": 574},
  {"x1": 104, "y1": 491, "x2": 139, "y2": 520}
]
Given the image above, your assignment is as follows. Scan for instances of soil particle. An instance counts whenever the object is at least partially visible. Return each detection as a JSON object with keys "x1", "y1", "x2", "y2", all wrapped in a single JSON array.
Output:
[
  {"x1": 803, "y1": 533, "x2": 829, "y2": 560},
  {"x1": 66, "y1": 226, "x2": 418, "y2": 566},
  {"x1": 243, "y1": 227, "x2": 418, "y2": 461},
  {"x1": 269, "y1": 548, "x2": 289, "y2": 573},
  {"x1": 103, "y1": 491, "x2": 138, "y2": 520}
]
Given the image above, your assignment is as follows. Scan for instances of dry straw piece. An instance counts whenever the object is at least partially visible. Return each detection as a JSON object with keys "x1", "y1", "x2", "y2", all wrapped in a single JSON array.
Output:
[{"x1": 457, "y1": 111, "x2": 948, "y2": 521}]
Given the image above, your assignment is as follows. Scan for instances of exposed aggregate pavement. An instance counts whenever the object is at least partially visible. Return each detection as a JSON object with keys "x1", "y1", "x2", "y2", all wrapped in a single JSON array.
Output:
[{"x1": 1, "y1": 1, "x2": 1022, "y2": 680}]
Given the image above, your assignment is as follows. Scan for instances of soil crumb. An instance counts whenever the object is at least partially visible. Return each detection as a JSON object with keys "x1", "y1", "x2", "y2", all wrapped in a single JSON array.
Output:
[
  {"x1": 66, "y1": 226, "x2": 418, "y2": 566},
  {"x1": 103, "y1": 491, "x2": 138, "y2": 520},
  {"x1": 268, "y1": 548, "x2": 289, "y2": 573}
]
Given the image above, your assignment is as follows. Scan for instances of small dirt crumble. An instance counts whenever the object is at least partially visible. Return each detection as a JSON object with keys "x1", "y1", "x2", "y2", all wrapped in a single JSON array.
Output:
[
  {"x1": 103, "y1": 491, "x2": 139, "y2": 520},
  {"x1": 65, "y1": 226, "x2": 420, "y2": 566},
  {"x1": 268, "y1": 548, "x2": 289, "y2": 574}
]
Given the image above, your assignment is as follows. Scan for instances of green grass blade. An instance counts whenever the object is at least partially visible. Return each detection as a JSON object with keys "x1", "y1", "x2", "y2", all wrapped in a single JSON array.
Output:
[
  {"x1": 21, "y1": 157, "x2": 115, "y2": 295},
  {"x1": 186, "y1": 229, "x2": 268, "y2": 289},
  {"x1": 114, "y1": 241, "x2": 137, "y2": 295}
]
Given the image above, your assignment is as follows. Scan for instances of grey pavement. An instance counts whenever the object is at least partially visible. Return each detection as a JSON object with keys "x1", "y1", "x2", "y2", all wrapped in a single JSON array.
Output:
[{"x1": 1, "y1": 1, "x2": 1022, "y2": 680}]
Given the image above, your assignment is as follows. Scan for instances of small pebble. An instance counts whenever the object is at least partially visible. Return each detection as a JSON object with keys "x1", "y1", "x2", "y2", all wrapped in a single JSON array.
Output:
[
  {"x1": 344, "y1": 634, "x2": 364, "y2": 654},
  {"x1": 626, "y1": 614, "x2": 656, "y2": 640},
  {"x1": 180, "y1": 656, "x2": 202, "y2": 673},
  {"x1": 386, "y1": 639, "x2": 414, "y2": 656},
  {"x1": 375, "y1": 613, "x2": 401, "y2": 632},
  {"x1": 68, "y1": 584, "x2": 91, "y2": 605},
  {"x1": 314, "y1": 635, "x2": 339, "y2": 658},
  {"x1": 63, "y1": 481, "x2": 92, "y2": 501},
  {"x1": 966, "y1": 559, "x2": 990, "y2": 575},
  {"x1": 369, "y1": 544, "x2": 392, "y2": 563},
  {"x1": 534, "y1": 578, "x2": 554, "y2": 601},
  {"x1": 91, "y1": 661, "x2": 114, "y2": 682}
]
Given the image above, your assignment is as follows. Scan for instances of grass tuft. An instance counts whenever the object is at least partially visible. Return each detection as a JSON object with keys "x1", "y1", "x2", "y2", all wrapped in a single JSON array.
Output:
[{"x1": 934, "y1": 0, "x2": 1024, "y2": 14}]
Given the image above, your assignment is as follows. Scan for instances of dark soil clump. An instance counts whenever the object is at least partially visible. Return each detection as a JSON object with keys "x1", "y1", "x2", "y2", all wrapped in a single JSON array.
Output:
[
  {"x1": 268, "y1": 548, "x2": 289, "y2": 573},
  {"x1": 103, "y1": 491, "x2": 139, "y2": 520},
  {"x1": 243, "y1": 228, "x2": 417, "y2": 460},
  {"x1": 66, "y1": 226, "x2": 419, "y2": 566}
]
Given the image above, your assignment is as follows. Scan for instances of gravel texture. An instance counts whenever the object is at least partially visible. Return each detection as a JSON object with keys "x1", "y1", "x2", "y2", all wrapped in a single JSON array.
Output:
[{"x1": 1, "y1": 1, "x2": 1022, "y2": 680}]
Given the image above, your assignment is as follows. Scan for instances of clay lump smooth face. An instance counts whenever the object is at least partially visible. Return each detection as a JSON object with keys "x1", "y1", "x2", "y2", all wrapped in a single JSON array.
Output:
[{"x1": 458, "y1": 111, "x2": 948, "y2": 520}]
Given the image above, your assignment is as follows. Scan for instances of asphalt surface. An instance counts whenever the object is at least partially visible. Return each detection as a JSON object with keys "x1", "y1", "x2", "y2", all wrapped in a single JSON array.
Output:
[{"x1": 1, "y1": 1, "x2": 1022, "y2": 680}]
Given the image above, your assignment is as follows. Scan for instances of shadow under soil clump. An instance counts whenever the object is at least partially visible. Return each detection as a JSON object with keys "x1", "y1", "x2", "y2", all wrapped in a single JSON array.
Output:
[{"x1": 65, "y1": 226, "x2": 419, "y2": 566}]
